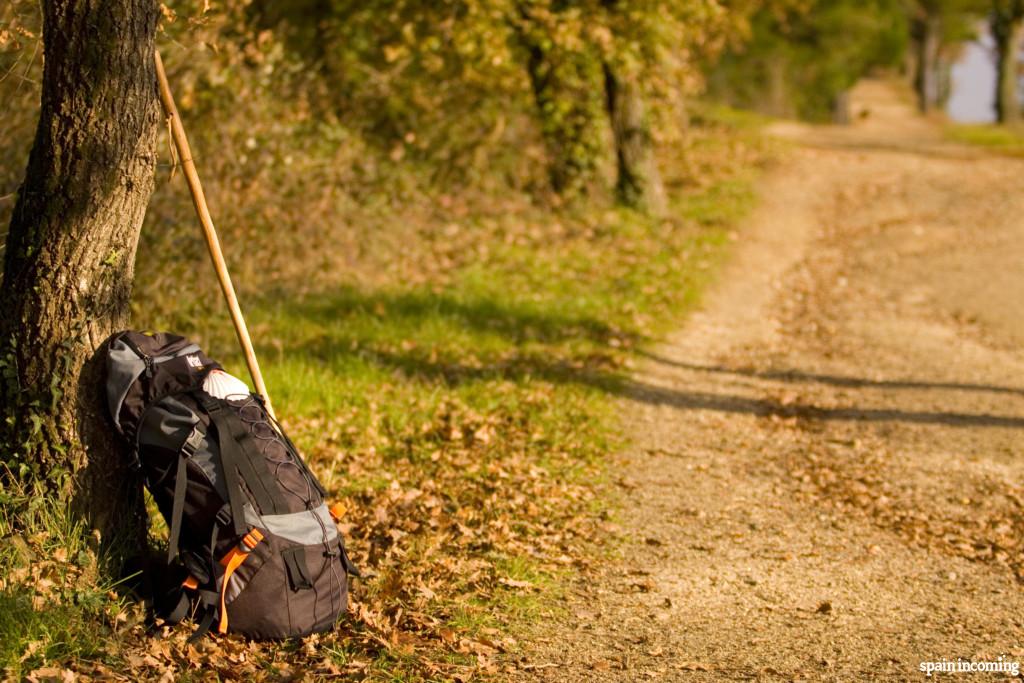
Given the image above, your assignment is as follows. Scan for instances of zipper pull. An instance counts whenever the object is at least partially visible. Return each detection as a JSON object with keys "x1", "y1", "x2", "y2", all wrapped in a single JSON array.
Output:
[{"x1": 143, "y1": 355, "x2": 154, "y2": 378}]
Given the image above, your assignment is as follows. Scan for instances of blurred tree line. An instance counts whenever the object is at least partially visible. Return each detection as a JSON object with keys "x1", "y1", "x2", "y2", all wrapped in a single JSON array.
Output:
[
  {"x1": 0, "y1": 0, "x2": 758, "y2": 219},
  {"x1": 243, "y1": 0, "x2": 749, "y2": 211},
  {"x1": 709, "y1": 0, "x2": 909, "y2": 120},
  {"x1": 710, "y1": 0, "x2": 1024, "y2": 124},
  {"x1": 3, "y1": 0, "x2": 1023, "y2": 232}
]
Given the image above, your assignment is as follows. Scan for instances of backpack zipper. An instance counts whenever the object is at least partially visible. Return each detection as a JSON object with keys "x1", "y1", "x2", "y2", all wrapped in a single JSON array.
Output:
[
  {"x1": 120, "y1": 334, "x2": 155, "y2": 377},
  {"x1": 119, "y1": 334, "x2": 200, "y2": 379}
]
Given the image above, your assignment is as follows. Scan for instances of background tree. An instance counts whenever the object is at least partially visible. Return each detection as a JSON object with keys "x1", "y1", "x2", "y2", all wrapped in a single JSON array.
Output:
[
  {"x1": 0, "y1": 0, "x2": 160, "y2": 546},
  {"x1": 709, "y1": 0, "x2": 908, "y2": 120},
  {"x1": 510, "y1": 0, "x2": 606, "y2": 197},
  {"x1": 906, "y1": 0, "x2": 982, "y2": 113},
  {"x1": 596, "y1": 0, "x2": 669, "y2": 214},
  {"x1": 911, "y1": 0, "x2": 945, "y2": 111},
  {"x1": 991, "y1": 0, "x2": 1024, "y2": 122},
  {"x1": 601, "y1": 56, "x2": 665, "y2": 213},
  {"x1": 250, "y1": 0, "x2": 746, "y2": 206},
  {"x1": 603, "y1": 0, "x2": 750, "y2": 210}
]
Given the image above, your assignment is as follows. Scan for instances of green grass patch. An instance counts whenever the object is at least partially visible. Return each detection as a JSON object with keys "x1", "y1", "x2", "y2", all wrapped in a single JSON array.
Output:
[
  {"x1": 946, "y1": 123, "x2": 1024, "y2": 156},
  {"x1": 690, "y1": 101, "x2": 776, "y2": 132},
  {"x1": 0, "y1": 590, "x2": 113, "y2": 677}
]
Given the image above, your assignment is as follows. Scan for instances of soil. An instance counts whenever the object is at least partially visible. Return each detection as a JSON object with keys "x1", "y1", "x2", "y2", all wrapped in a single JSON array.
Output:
[{"x1": 511, "y1": 81, "x2": 1024, "y2": 681}]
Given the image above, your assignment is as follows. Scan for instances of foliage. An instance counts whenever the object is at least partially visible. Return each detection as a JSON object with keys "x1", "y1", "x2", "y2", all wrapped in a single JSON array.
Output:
[
  {"x1": 248, "y1": 0, "x2": 546, "y2": 192},
  {"x1": 909, "y1": 0, "x2": 986, "y2": 36},
  {"x1": 990, "y1": 0, "x2": 1024, "y2": 26},
  {"x1": 242, "y1": 0, "x2": 750, "y2": 198},
  {"x1": 708, "y1": 0, "x2": 910, "y2": 120},
  {"x1": 0, "y1": 0, "x2": 41, "y2": 231}
]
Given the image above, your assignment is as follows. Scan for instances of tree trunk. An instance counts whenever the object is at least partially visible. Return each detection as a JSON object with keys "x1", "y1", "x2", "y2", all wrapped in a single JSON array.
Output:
[
  {"x1": 937, "y1": 55, "x2": 954, "y2": 109},
  {"x1": 994, "y1": 14, "x2": 1023, "y2": 124},
  {"x1": 0, "y1": 0, "x2": 160, "y2": 550},
  {"x1": 903, "y1": 44, "x2": 920, "y2": 88},
  {"x1": 602, "y1": 61, "x2": 666, "y2": 215},
  {"x1": 765, "y1": 56, "x2": 792, "y2": 118},
  {"x1": 521, "y1": 40, "x2": 601, "y2": 197},
  {"x1": 832, "y1": 89, "x2": 852, "y2": 125},
  {"x1": 913, "y1": 12, "x2": 942, "y2": 113},
  {"x1": 512, "y1": 1, "x2": 602, "y2": 198}
]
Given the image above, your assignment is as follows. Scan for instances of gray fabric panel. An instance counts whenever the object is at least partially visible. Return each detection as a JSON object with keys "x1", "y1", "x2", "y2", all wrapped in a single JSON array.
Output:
[
  {"x1": 106, "y1": 340, "x2": 144, "y2": 429},
  {"x1": 164, "y1": 344, "x2": 201, "y2": 360},
  {"x1": 222, "y1": 553, "x2": 262, "y2": 604},
  {"x1": 245, "y1": 504, "x2": 338, "y2": 546},
  {"x1": 225, "y1": 567, "x2": 246, "y2": 604},
  {"x1": 139, "y1": 395, "x2": 199, "y2": 450},
  {"x1": 227, "y1": 505, "x2": 339, "y2": 604},
  {"x1": 140, "y1": 396, "x2": 226, "y2": 498},
  {"x1": 191, "y1": 434, "x2": 225, "y2": 499}
]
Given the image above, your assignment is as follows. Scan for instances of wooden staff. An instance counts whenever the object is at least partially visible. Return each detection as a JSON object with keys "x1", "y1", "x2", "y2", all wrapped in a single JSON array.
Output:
[{"x1": 154, "y1": 50, "x2": 276, "y2": 420}]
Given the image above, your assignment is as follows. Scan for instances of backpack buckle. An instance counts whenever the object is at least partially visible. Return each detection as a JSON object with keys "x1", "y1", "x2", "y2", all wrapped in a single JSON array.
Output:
[
  {"x1": 180, "y1": 425, "x2": 204, "y2": 458},
  {"x1": 198, "y1": 393, "x2": 222, "y2": 413},
  {"x1": 214, "y1": 505, "x2": 232, "y2": 528}
]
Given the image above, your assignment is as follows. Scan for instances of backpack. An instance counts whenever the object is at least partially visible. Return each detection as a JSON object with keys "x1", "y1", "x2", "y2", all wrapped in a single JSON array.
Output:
[{"x1": 105, "y1": 330, "x2": 358, "y2": 640}]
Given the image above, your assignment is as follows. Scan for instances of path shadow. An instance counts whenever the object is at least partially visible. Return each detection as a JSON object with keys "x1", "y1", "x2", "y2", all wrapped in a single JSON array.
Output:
[
  {"x1": 279, "y1": 289, "x2": 1024, "y2": 430},
  {"x1": 637, "y1": 352, "x2": 1024, "y2": 399},
  {"x1": 624, "y1": 381, "x2": 1024, "y2": 429},
  {"x1": 275, "y1": 286, "x2": 638, "y2": 347}
]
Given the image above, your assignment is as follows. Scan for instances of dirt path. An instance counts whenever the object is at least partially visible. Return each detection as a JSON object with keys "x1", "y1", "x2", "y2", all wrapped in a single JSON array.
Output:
[{"x1": 512, "y1": 81, "x2": 1024, "y2": 681}]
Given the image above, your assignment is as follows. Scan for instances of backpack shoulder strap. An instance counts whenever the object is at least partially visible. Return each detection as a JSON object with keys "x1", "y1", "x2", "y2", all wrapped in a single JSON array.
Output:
[
  {"x1": 199, "y1": 394, "x2": 250, "y2": 538},
  {"x1": 167, "y1": 424, "x2": 206, "y2": 563}
]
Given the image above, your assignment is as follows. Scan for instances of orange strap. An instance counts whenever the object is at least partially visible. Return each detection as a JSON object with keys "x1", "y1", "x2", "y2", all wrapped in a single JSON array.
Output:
[
  {"x1": 181, "y1": 575, "x2": 199, "y2": 590},
  {"x1": 217, "y1": 528, "x2": 264, "y2": 634}
]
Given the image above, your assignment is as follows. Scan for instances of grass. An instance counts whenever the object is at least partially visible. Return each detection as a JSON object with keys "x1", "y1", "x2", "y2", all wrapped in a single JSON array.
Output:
[
  {"x1": 946, "y1": 123, "x2": 1024, "y2": 156},
  {"x1": 0, "y1": 592, "x2": 105, "y2": 670},
  {"x1": 0, "y1": 480, "x2": 141, "y2": 679},
  {"x1": 0, "y1": 106, "x2": 771, "y2": 680}
]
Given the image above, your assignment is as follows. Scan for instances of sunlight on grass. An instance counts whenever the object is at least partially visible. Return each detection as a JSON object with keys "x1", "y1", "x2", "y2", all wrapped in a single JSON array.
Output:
[{"x1": 947, "y1": 124, "x2": 1024, "y2": 156}]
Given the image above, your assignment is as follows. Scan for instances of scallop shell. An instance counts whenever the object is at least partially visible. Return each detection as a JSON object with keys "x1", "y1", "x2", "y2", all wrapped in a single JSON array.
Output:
[{"x1": 202, "y1": 369, "x2": 251, "y2": 400}]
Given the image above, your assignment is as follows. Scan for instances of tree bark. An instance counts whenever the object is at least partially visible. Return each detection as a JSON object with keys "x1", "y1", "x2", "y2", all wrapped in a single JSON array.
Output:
[
  {"x1": 522, "y1": 41, "x2": 600, "y2": 197},
  {"x1": 832, "y1": 89, "x2": 852, "y2": 125},
  {"x1": 0, "y1": 0, "x2": 160, "y2": 549},
  {"x1": 993, "y1": 11, "x2": 1023, "y2": 124},
  {"x1": 765, "y1": 56, "x2": 792, "y2": 118},
  {"x1": 602, "y1": 61, "x2": 666, "y2": 215},
  {"x1": 511, "y1": 1, "x2": 602, "y2": 198},
  {"x1": 913, "y1": 12, "x2": 942, "y2": 113}
]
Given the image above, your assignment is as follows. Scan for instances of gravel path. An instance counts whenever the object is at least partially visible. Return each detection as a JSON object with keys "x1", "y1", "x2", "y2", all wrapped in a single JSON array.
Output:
[{"x1": 513, "y1": 81, "x2": 1024, "y2": 681}]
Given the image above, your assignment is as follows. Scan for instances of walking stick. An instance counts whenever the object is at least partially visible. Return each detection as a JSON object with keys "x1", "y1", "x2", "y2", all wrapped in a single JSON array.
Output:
[{"x1": 154, "y1": 50, "x2": 277, "y2": 420}]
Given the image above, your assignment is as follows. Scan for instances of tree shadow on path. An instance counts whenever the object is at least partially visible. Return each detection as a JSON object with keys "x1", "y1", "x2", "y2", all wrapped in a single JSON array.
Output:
[
  {"x1": 280, "y1": 289, "x2": 1024, "y2": 430},
  {"x1": 637, "y1": 351, "x2": 1024, "y2": 399}
]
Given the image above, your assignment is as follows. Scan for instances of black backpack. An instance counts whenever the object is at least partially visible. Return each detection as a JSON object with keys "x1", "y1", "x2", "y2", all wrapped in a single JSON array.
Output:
[{"x1": 105, "y1": 330, "x2": 358, "y2": 640}]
